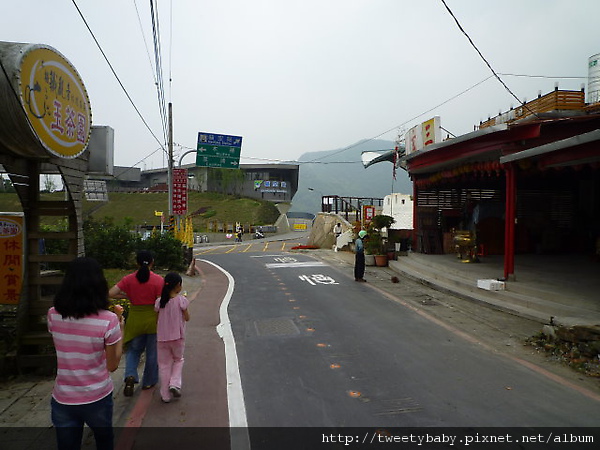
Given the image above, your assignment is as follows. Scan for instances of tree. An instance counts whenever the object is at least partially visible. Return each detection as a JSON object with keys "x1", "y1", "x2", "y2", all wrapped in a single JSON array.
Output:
[
  {"x1": 0, "y1": 174, "x2": 15, "y2": 193},
  {"x1": 42, "y1": 174, "x2": 57, "y2": 193},
  {"x1": 208, "y1": 168, "x2": 245, "y2": 195}
]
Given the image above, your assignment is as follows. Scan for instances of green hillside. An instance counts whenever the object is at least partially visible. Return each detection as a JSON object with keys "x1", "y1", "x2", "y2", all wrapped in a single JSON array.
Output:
[{"x1": 0, "y1": 191, "x2": 281, "y2": 231}]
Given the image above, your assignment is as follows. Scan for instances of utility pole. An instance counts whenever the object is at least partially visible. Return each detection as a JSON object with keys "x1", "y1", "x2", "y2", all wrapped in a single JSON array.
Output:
[{"x1": 168, "y1": 102, "x2": 174, "y2": 216}]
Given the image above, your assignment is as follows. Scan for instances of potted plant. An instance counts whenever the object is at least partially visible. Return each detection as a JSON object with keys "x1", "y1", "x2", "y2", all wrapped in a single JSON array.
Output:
[
  {"x1": 363, "y1": 232, "x2": 380, "y2": 266},
  {"x1": 365, "y1": 214, "x2": 395, "y2": 266}
]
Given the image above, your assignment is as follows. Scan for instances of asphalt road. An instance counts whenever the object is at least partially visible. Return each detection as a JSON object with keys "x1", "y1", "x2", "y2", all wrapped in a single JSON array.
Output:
[{"x1": 198, "y1": 245, "x2": 600, "y2": 428}]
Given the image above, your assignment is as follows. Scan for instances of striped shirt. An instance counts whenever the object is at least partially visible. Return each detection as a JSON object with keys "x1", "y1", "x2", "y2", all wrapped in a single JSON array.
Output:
[{"x1": 47, "y1": 307, "x2": 122, "y2": 405}]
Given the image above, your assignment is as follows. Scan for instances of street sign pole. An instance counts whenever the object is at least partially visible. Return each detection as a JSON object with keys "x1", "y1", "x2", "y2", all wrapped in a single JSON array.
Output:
[{"x1": 168, "y1": 102, "x2": 174, "y2": 217}]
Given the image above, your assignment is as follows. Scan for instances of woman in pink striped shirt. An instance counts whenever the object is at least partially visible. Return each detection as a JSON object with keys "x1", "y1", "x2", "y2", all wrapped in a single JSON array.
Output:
[
  {"x1": 154, "y1": 272, "x2": 190, "y2": 403},
  {"x1": 48, "y1": 257, "x2": 124, "y2": 450}
]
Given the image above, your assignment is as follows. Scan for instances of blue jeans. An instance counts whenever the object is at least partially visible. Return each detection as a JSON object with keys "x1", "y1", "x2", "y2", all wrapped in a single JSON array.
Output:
[
  {"x1": 125, "y1": 333, "x2": 158, "y2": 386},
  {"x1": 51, "y1": 393, "x2": 113, "y2": 450}
]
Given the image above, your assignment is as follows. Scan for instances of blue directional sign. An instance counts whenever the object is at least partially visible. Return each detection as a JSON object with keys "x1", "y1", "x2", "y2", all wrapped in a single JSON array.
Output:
[
  {"x1": 196, "y1": 132, "x2": 243, "y2": 168},
  {"x1": 197, "y1": 132, "x2": 243, "y2": 148}
]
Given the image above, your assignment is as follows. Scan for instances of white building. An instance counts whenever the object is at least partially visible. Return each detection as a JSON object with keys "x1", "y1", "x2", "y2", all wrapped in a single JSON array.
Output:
[{"x1": 382, "y1": 193, "x2": 413, "y2": 230}]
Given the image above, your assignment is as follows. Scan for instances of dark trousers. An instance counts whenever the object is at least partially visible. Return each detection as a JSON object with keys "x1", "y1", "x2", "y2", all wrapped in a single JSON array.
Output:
[
  {"x1": 354, "y1": 252, "x2": 365, "y2": 280},
  {"x1": 51, "y1": 394, "x2": 114, "y2": 450}
]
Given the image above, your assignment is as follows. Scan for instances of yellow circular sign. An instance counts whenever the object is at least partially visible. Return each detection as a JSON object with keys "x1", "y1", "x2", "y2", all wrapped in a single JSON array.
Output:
[{"x1": 18, "y1": 46, "x2": 91, "y2": 158}]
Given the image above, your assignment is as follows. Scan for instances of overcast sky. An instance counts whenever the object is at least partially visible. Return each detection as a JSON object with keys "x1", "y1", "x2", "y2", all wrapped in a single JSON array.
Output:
[{"x1": 2, "y1": 0, "x2": 599, "y2": 171}]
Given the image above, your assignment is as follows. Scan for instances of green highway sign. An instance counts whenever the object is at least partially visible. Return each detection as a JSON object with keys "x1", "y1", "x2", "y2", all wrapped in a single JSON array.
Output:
[
  {"x1": 198, "y1": 145, "x2": 241, "y2": 158},
  {"x1": 196, "y1": 132, "x2": 242, "y2": 169},
  {"x1": 196, "y1": 153, "x2": 241, "y2": 169},
  {"x1": 196, "y1": 145, "x2": 241, "y2": 168}
]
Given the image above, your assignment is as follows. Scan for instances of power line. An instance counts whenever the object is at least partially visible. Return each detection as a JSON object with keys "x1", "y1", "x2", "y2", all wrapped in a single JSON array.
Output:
[
  {"x1": 307, "y1": 74, "x2": 495, "y2": 163},
  {"x1": 108, "y1": 146, "x2": 165, "y2": 180},
  {"x1": 150, "y1": 0, "x2": 169, "y2": 146},
  {"x1": 168, "y1": 0, "x2": 174, "y2": 102},
  {"x1": 177, "y1": 75, "x2": 494, "y2": 165},
  {"x1": 70, "y1": 0, "x2": 166, "y2": 152},
  {"x1": 312, "y1": 66, "x2": 586, "y2": 163},
  {"x1": 175, "y1": 144, "x2": 372, "y2": 165},
  {"x1": 439, "y1": 0, "x2": 535, "y2": 115},
  {"x1": 134, "y1": 0, "x2": 157, "y2": 85}
]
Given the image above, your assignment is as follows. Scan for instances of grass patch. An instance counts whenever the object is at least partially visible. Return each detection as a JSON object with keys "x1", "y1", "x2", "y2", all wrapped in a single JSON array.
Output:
[{"x1": 0, "y1": 191, "x2": 282, "y2": 230}]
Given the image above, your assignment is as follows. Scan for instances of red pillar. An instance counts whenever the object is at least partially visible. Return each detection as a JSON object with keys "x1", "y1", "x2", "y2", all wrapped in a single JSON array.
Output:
[
  {"x1": 412, "y1": 180, "x2": 418, "y2": 251},
  {"x1": 504, "y1": 164, "x2": 516, "y2": 279}
]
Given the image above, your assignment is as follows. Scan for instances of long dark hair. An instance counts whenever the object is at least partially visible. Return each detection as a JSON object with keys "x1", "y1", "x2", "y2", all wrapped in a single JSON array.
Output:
[
  {"x1": 135, "y1": 250, "x2": 154, "y2": 283},
  {"x1": 53, "y1": 257, "x2": 109, "y2": 319},
  {"x1": 159, "y1": 272, "x2": 182, "y2": 308}
]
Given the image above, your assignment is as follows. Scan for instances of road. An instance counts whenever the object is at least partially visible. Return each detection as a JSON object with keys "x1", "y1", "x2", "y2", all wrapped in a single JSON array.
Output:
[{"x1": 195, "y1": 241, "x2": 600, "y2": 430}]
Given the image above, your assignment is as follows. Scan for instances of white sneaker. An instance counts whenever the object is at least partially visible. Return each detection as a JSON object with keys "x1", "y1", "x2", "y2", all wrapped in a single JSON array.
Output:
[{"x1": 169, "y1": 386, "x2": 181, "y2": 398}]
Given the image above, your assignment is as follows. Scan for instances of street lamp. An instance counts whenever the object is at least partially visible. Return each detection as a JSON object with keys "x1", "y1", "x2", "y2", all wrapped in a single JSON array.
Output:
[{"x1": 308, "y1": 187, "x2": 325, "y2": 212}]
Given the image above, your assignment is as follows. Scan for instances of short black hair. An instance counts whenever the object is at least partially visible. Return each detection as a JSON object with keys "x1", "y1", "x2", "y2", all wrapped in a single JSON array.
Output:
[{"x1": 53, "y1": 257, "x2": 109, "y2": 319}]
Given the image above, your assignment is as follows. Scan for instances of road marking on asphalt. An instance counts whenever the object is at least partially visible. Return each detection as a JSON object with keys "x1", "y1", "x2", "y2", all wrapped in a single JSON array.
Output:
[
  {"x1": 199, "y1": 259, "x2": 250, "y2": 448},
  {"x1": 299, "y1": 274, "x2": 339, "y2": 285},
  {"x1": 265, "y1": 261, "x2": 327, "y2": 269}
]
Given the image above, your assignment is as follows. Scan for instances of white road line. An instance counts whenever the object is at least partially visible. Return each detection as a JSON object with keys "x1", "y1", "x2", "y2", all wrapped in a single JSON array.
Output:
[
  {"x1": 199, "y1": 259, "x2": 250, "y2": 449},
  {"x1": 265, "y1": 261, "x2": 327, "y2": 269}
]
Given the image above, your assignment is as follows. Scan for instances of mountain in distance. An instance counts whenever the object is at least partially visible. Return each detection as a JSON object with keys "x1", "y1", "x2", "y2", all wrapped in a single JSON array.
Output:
[{"x1": 289, "y1": 139, "x2": 412, "y2": 215}]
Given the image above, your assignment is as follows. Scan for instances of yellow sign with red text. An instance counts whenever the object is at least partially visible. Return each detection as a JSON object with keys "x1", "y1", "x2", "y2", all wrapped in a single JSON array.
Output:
[
  {"x1": 0, "y1": 214, "x2": 24, "y2": 305},
  {"x1": 19, "y1": 46, "x2": 92, "y2": 158}
]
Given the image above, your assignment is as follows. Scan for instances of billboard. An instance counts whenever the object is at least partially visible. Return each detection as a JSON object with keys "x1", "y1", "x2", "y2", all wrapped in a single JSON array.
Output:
[
  {"x1": 172, "y1": 168, "x2": 188, "y2": 215},
  {"x1": 405, "y1": 116, "x2": 441, "y2": 155},
  {"x1": 19, "y1": 45, "x2": 92, "y2": 158}
]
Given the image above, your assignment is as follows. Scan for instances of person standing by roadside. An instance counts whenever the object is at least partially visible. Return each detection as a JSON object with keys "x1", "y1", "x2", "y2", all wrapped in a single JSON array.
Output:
[
  {"x1": 109, "y1": 250, "x2": 163, "y2": 397},
  {"x1": 354, "y1": 230, "x2": 368, "y2": 282},
  {"x1": 48, "y1": 257, "x2": 124, "y2": 450},
  {"x1": 155, "y1": 272, "x2": 190, "y2": 403},
  {"x1": 333, "y1": 222, "x2": 342, "y2": 252}
]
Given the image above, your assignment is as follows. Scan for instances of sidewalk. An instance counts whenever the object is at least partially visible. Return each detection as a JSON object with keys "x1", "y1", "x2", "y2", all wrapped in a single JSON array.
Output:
[
  {"x1": 312, "y1": 249, "x2": 600, "y2": 328},
  {"x1": 0, "y1": 270, "x2": 208, "y2": 449}
]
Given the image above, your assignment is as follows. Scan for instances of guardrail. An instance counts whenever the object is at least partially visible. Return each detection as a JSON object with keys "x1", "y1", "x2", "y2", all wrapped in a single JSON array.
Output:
[{"x1": 479, "y1": 89, "x2": 585, "y2": 129}]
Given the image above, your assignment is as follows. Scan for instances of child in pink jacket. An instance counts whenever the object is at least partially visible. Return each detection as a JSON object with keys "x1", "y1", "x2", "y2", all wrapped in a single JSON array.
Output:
[{"x1": 154, "y1": 272, "x2": 190, "y2": 403}]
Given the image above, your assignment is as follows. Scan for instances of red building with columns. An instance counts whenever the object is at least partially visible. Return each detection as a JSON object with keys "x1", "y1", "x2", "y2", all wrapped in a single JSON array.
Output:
[{"x1": 404, "y1": 89, "x2": 600, "y2": 280}]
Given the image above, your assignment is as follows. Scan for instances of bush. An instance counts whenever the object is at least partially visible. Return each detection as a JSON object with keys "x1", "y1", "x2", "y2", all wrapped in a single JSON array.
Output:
[
  {"x1": 136, "y1": 232, "x2": 186, "y2": 272},
  {"x1": 84, "y1": 217, "x2": 186, "y2": 271},
  {"x1": 256, "y1": 202, "x2": 280, "y2": 225},
  {"x1": 84, "y1": 217, "x2": 139, "y2": 269},
  {"x1": 39, "y1": 221, "x2": 69, "y2": 269}
]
